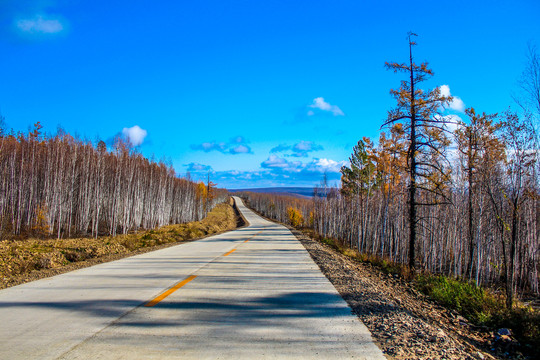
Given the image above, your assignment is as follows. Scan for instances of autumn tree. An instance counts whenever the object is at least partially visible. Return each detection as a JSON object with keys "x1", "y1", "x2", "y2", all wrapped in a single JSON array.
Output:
[
  {"x1": 383, "y1": 32, "x2": 452, "y2": 270},
  {"x1": 375, "y1": 124, "x2": 407, "y2": 196},
  {"x1": 287, "y1": 206, "x2": 304, "y2": 227}
]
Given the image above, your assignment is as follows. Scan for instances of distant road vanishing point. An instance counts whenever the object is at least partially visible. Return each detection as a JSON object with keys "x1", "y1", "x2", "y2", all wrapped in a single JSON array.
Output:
[{"x1": 0, "y1": 197, "x2": 385, "y2": 359}]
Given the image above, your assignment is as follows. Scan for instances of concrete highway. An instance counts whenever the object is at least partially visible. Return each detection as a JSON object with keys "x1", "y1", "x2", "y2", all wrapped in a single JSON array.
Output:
[{"x1": 0, "y1": 197, "x2": 385, "y2": 359}]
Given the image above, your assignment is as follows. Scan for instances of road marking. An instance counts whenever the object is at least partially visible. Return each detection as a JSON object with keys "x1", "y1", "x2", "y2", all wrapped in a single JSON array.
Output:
[
  {"x1": 146, "y1": 229, "x2": 263, "y2": 307},
  {"x1": 144, "y1": 275, "x2": 197, "y2": 307},
  {"x1": 244, "y1": 230, "x2": 263, "y2": 243},
  {"x1": 223, "y1": 249, "x2": 236, "y2": 256}
]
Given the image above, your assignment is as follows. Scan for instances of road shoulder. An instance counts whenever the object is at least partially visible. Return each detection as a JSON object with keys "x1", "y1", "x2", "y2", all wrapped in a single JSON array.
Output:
[{"x1": 291, "y1": 228, "x2": 498, "y2": 360}]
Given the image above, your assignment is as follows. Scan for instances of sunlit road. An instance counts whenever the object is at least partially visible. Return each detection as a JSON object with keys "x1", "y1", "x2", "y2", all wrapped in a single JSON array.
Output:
[{"x1": 0, "y1": 197, "x2": 384, "y2": 359}]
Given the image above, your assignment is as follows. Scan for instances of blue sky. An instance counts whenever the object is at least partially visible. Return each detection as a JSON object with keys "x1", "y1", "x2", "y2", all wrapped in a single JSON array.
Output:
[{"x1": 1, "y1": 0, "x2": 539, "y2": 189}]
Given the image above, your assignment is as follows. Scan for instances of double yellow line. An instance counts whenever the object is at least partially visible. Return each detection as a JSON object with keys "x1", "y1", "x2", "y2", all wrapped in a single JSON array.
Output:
[{"x1": 144, "y1": 229, "x2": 263, "y2": 307}]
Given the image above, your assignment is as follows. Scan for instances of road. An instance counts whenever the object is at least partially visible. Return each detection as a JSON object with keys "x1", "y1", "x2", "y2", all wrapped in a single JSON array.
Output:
[{"x1": 0, "y1": 197, "x2": 385, "y2": 359}]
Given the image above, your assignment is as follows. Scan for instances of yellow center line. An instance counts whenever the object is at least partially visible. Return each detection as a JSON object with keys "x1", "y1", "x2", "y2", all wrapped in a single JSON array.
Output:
[
  {"x1": 145, "y1": 228, "x2": 267, "y2": 308},
  {"x1": 144, "y1": 275, "x2": 197, "y2": 307},
  {"x1": 244, "y1": 230, "x2": 263, "y2": 243},
  {"x1": 144, "y1": 229, "x2": 266, "y2": 308}
]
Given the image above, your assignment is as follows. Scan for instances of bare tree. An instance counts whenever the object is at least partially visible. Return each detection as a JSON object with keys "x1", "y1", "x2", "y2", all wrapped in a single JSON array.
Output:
[
  {"x1": 515, "y1": 43, "x2": 540, "y2": 119},
  {"x1": 454, "y1": 108, "x2": 502, "y2": 279},
  {"x1": 0, "y1": 126, "x2": 228, "y2": 239}
]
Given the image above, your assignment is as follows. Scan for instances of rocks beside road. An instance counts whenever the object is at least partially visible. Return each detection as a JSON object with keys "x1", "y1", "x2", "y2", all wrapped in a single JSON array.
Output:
[{"x1": 291, "y1": 229, "x2": 528, "y2": 360}]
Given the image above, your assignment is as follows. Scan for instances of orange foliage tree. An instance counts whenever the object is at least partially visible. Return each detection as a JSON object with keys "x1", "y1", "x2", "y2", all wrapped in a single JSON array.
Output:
[{"x1": 287, "y1": 207, "x2": 304, "y2": 227}]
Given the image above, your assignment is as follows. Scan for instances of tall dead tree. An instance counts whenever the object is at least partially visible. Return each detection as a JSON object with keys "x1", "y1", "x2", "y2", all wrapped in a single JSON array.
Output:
[{"x1": 383, "y1": 32, "x2": 451, "y2": 270}]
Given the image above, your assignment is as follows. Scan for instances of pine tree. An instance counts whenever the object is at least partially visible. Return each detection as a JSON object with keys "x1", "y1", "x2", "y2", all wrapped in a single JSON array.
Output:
[{"x1": 340, "y1": 138, "x2": 376, "y2": 197}]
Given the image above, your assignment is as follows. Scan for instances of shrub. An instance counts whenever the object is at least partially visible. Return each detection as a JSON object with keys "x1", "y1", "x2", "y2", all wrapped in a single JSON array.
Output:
[
  {"x1": 415, "y1": 274, "x2": 504, "y2": 324},
  {"x1": 31, "y1": 203, "x2": 50, "y2": 238},
  {"x1": 286, "y1": 207, "x2": 304, "y2": 227}
]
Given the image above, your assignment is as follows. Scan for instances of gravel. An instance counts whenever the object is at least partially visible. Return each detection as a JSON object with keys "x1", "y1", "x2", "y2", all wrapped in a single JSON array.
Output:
[{"x1": 290, "y1": 228, "x2": 530, "y2": 360}]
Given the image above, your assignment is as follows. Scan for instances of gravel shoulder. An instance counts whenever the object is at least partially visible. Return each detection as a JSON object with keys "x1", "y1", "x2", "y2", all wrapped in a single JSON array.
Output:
[{"x1": 289, "y1": 228, "x2": 526, "y2": 360}]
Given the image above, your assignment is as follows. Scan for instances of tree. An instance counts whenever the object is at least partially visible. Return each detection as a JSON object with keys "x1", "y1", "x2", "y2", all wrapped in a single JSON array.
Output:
[
  {"x1": 340, "y1": 138, "x2": 376, "y2": 197},
  {"x1": 515, "y1": 43, "x2": 540, "y2": 120},
  {"x1": 383, "y1": 32, "x2": 452, "y2": 270},
  {"x1": 375, "y1": 124, "x2": 407, "y2": 196},
  {"x1": 0, "y1": 114, "x2": 6, "y2": 136},
  {"x1": 287, "y1": 206, "x2": 304, "y2": 227},
  {"x1": 499, "y1": 111, "x2": 536, "y2": 309},
  {"x1": 0, "y1": 123, "x2": 227, "y2": 239},
  {"x1": 454, "y1": 108, "x2": 502, "y2": 279},
  {"x1": 340, "y1": 138, "x2": 378, "y2": 251},
  {"x1": 206, "y1": 172, "x2": 217, "y2": 215}
]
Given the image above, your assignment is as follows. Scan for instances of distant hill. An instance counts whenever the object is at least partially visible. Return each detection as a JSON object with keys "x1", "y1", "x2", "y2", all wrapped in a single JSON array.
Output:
[{"x1": 229, "y1": 187, "x2": 317, "y2": 199}]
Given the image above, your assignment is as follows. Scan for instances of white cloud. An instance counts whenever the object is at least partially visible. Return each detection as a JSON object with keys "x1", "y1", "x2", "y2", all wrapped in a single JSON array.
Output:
[
  {"x1": 122, "y1": 125, "x2": 147, "y2": 146},
  {"x1": 193, "y1": 141, "x2": 227, "y2": 152},
  {"x1": 439, "y1": 85, "x2": 465, "y2": 112},
  {"x1": 271, "y1": 141, "x2": 324, "y2": 157},
  {"x1": 229, "y1": 144, "x2": 252, "y2": 154},
  {"x1": 16, "y1": 15, "x2": 64, "y2": 34},
  {"x1": 291, "y1": 141, "x2": 323, "y2": 157},
  {"x1": 209, "y1": 157, "x2": 348, "y2": 188},
  {"x1": 261, "y1": 155, "x2": 297, "y2": 170},
  {"x1": 306, "y1": 158, "x2": 347, "y2": 173},
  {"x1": 231, "y1": 136, "x2": 246, "y2": 143},
  {"x1": 309, "y1": 97, "x2": 344, "y2": 116},
  {"x1": 270, "y1": 144, "x2": 291, "y2": 153},
  {"x1": 186, "y1": 162, "x2": 213, "y2": 172},
  {"x1": 261, "y1": 155, "x2": 346, "y2": 174},
  {"x1": 191, "y1": 136, "x2": 252, "y2": 155},
  {"x1": 439, "y1": 84, "x2": 451, "y2": 97},
  {"x1": 294, "y1": 140, "x2": 322, "y2": 152}
]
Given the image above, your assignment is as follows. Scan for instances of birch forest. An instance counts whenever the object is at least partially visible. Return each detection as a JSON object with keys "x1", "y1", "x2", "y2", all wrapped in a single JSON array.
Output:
[
  {"x1": 0, "y1": 124, "x2": 226, "y2": 240},
  {"x1": 243, "y1": 38, "x2": 540, "y2": 306}
]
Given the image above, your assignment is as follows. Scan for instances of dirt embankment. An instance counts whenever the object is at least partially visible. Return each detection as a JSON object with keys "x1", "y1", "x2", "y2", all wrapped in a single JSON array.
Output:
[
  {"x1": 290, "y1": 228, "x2": 530, "y2": 360},
  {"x1": 1, "y1": 201, "x2": 239, "y2": 289}
]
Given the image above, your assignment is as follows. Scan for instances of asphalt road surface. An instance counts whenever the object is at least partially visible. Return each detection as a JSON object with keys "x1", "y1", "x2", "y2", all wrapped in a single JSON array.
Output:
[{"x1": 0, "y1": 197, "x2": 385, "y2": 359}]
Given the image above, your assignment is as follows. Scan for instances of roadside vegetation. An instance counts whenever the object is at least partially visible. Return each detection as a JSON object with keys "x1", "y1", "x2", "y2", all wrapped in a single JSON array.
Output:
[
  {"x1": 1, "y1": 201, "x2": 238, "y2": 289},
  {"x1": 416, "y1": 274, "x2": 540, "y2": 351}
]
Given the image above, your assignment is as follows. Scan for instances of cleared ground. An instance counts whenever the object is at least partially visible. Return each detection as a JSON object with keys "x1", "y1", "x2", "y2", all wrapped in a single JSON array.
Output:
[{"x1": 0, "y1": 197, "x2": 384, "y2": 359}]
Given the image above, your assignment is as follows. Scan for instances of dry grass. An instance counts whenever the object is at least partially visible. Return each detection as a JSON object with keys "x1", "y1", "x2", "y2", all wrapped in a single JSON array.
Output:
[{"x1": 1, "y1": 202, "x2": 237, "y2": 289}]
